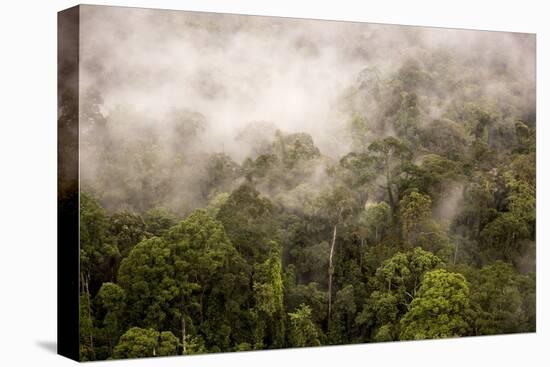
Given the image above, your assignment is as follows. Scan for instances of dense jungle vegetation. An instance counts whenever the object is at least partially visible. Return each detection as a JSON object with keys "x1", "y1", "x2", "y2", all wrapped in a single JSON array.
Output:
[{"x1": 73, "y1": 9, "x2": 535, "y2": 361}]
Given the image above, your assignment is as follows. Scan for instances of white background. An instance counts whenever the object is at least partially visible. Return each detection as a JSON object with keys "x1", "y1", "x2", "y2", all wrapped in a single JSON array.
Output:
[{"x1": 0, "y1": 0, "x2": 548, "y2": 365}]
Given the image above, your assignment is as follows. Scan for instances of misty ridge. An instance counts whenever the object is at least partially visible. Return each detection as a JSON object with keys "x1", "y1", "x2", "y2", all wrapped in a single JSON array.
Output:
[
  {"x1": 72, "y1": 6, "x2": 536, "y2": 360},
  {"x1": 79, "y1": 6, "x2": 534, "y2": 219},
  {"x1": 76, "y1": 5, "x2": 536, "y2": 276}
]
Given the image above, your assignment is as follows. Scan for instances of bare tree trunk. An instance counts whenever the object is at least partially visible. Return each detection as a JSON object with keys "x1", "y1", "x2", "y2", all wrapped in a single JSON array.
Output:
[{"x1": 327, "y1": 223, "x2": 338, "y2": 331}]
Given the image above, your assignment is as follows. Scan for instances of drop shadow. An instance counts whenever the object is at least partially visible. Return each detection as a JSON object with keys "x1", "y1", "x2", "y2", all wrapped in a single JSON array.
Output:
[{"x1": 36, "y1": 340, "x2": 57, "y2": 354}]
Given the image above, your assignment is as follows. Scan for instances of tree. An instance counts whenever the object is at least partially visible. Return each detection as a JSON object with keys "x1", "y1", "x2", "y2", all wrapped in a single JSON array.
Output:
[
  {"x1": 80, "y1": 192, "x2": 112, "y2": 359},
  {"x1": 400, "y1": 191, "x2": 432, "y2": 240},
  {"x1": 368, "y1": 137, "x2": 412, "y2": 216},
  {"x1": 117, "y1": 237, "x2": 177, "y2": 331},
  {"x1": 287, "y1": 304, "x2": 321, "y2": 348},
  {"x1": 143, "y1": 207, "x2": 177, "y2": 237},
  {"x1": 406, "y1": 154, "x2": 463, "y2": 203},
  {"x1": 109, "y1": 210, "x2": 148, "y2": 258},
  {"x1": 216, "y1": 184, "x2": 278, "y2": 263},
  {"x1": 418, "y1": 120, "x2": 467, "y2": 161},
  {"x1": 479, "y1": 171, "x2": 535, "y2": 266},
  {"x1": 285, "y1": 281, "x2": 327, "y2": 326},
  {"x1": 400, "y1": 269, "x2": 471, "y2": 340},
  {"x1": 356, "y1": 291, "x2": 399, "y2": 342},
  {"x1": 338, "y1": 151, "x2": 376, "y2": 196},
  {"x1": 113, "y1": 327, "x2": 178, "y2": 359},
  {"x1": 468, "y1": 262, "x2": 535, "y2": 335},
  {"x1": 158, "y1": 331, "x2": 180, "y2": 356},
  {"x1": 514, "y1": 121, "x2": 535, "y2": 154},
  {"x1": 450, "y1": 173, "x2": 498, "y2": 265},
  {"x1": 96, "y1": 282, "x2": 126, "y2": 354},
  {"x1": 242, "y1": 131, "x2": 324, "y2": 196},
  {"x1": 251, "y1": 243, "x2": 285, "y2": 348},
  {"x1": 165, "y1": 209, "x2": 245, "y2": 353},
  {"x1": 80, "y1": 192, "x2": 112, "y2": 288},
  {"x1": 356, "y1": 248, "x2": 441, "y2": 341},
  {"x1": 375, "y1": 247, "x2": 441, "y2": 300},
  {"x1": 300, "y1": 241, "x2": 330, "y2": 284},
  {"x1": 315, "y1": 185, "x2": 357, "y2": 330},
  {"x1": 201, "y1": 153, "x2": 241, "y2": 199},
  {"x1": 359, "y1": 201, "x2": 391, "y2": 245},
  {"x1": 272, "y1": 131, "x2": 321, "y2": 169},
  {"x1": 399, "y1": 190, "x2": 451, "y2": 255},
  {"x1": 329, "y1": 285, "x2": 357, "y2": 344},
  {"x1": 79, "y1": 294, "x2": 96, "y2": 361},
  {"x1": 205, "y1": 192, "x2": 230, "y2": 218},
  {"x1": 182, "y1": 334, "x2": 208, "y2": 355}
]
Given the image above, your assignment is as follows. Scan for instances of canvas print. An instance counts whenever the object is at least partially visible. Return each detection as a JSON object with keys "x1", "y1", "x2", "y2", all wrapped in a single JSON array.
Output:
[{"x1": 58, "y1": 4, "x2": 536, "y2": 361}]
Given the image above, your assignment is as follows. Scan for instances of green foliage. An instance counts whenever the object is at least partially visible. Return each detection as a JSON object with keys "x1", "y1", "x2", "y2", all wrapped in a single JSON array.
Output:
[
  {"x1": 407, "y1": 154, "x2": 463, "y2": 202},
  {"x1": 216, "y1": 184, "x2": 278, "y2": 262},
  {"x1": 252, "y1": 243, "x2": 285, "y2": 348},
  {"x1": 514, "y1": 121, "x2": 535, "y2": 153},
  {"x1": 356, "y1": 291, "x2": 399, "y2": 341},
  {"x1": 183, "y1": 334, "x2": 208, "y2": 355},
  {"x1": 467, "y1": 262, "x2": 535, "y2": 335},
  {"x1": 205, "y1": 192, "x2": 230, "y2": 217},
  {"x1": 109, "y1": 210, "x2": 148, "y2": 258},
  {"x1": 480, "y1": 172, "x2": 535, "y2": 265},
  {"x1": 273, "y1": 131, "x2": 321, "y2": 168},
  {"x1": 359, "y1": 202, "x2": 391, "y2": 244},
  {"x1": 113, "y1": 327, "x2": 178, "y2": 359},
  {"x1": 158, "y1": 331, "x2": 180, "y2": 356},
  {"x1": 79, "y1": 294, "x2": 95, "y2": 361},
  {"x1": 167, "y1": 208, "x2": 248, "y2": 351},
  {"x1": 418, "y1": 120, "x2": 468, "y2": 161},
  {"x1": 329, "y1": 285, "x2": 357, "y2": 344},
  {"x1": 400, "y1": 191, "x2": 432, "y2": 241},
  {"x1": 285, "y1": 281, "x2": 327, "y2": 325},
  {"x1": 399, "y1": 191, "x2": 451, "y2": 255},
  {"x1": 287, "y1": 304, "x2": 321, "y2": 347},
  {"x1": 315, "y1": 185, "x2": 358, "y2": 224},
  {"x1": 400, "y1": 269, "x2": 471, "y2": 340},
  {"x1": 143, "y1": 207, "x2": 177, "y2": 237},
  {"x1": 80, "y1": 192, "x2": 112, "y2": 280},
  {"x1": 375, "y1": 248, "x2": 442, "y2": 297},
  {"x1": 117, "y1": 237, "x2": 177, "y2": 330},
  {"x1": 96, "y1": 282, "x2": 126, "y2": 352},
  {"x1": 201, "y1": 153, "x2": 241, "y2": 199},
  {"x1": 356, "y1": 247, "x2": 442, "y2": 341},
  {"x1": 338, "y1": 152, "x2": 376, "y2": 192},
  {"x1": 368, "y1": 136, "x2": 412, "y2": 212}
]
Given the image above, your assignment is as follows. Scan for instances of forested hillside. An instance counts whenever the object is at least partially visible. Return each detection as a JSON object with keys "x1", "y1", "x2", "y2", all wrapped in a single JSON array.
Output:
[{"x1": 75, "y1": 7, "x2": 535, "y2": 360}]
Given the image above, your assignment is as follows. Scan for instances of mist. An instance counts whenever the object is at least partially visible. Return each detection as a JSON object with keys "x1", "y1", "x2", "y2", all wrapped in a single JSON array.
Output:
[{"x1": 77, "y1": 5, "x2": 535, "y2": 216}]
